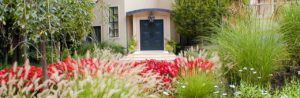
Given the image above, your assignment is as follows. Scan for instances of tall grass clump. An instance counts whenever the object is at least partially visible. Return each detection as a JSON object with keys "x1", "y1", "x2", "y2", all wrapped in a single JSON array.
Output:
[
  {"x1": 212, "y1": 16, "x2": 288, "y2": 85},
  {"x1": 280, "y1": 4, "x2": 300, "y2": 65},
  {"x1": 176, "y1": 72, "x2": 216, "y2": 98}
]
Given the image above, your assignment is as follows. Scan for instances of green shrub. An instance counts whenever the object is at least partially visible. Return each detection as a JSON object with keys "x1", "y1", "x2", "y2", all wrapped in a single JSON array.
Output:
[
  {"x1": 76, "y1": 43, "x2": 96, "y2": 55},
  {"x1": 236, "y1": 81, "x2": 272, "y2": 98},
  {"x1": 76, "y1": 42, "x2": 125, "y2": 56},
  {"x1": 280, "y1": 4, "x2": 300, "y2": 65},
  {"x1": 99, "y1": 42, "x2": 125, "y2": 54},
  {"x1": 0, "y1": 63, "x2": 11, "y2": 69},
  {"x1": 165, "y1": 40, "x2": 176, "y2": 53},
  {"x1": 235, "y1": 78, "x2": 300, "y2": 98},
  {"x1": 273, "y1": 78, "x2": 300, "y2": 98},
  {"x1": 172, "y1": 0, "x2": 230, "y2": 44},
  {"x1": 128, "y1": 38, "x2": 136, "y2": 53},
  {"x1": 212, "y1": 16, "x2": 288, "y2": 85},
  {"x1": 176, "y1": 72, "x2": 216, "y2": 98}
]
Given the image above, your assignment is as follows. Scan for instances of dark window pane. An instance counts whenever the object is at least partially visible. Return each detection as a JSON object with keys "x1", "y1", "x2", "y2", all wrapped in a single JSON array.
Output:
[
  {"x1": 114, "y1": 16, "x2": 118, "y2": 22},
  {"x1": 114, "y1": 23, "x2": 118, "y2": 29},
  {"x1": 109, "y1": 7, "x2": 119, "y2": 37},
  {"x1": 93, "y1": 26, "x2": 101, "y2": 42},
  {"x1": 114, "y1": 8, "x2": 118, "y2": 14}
]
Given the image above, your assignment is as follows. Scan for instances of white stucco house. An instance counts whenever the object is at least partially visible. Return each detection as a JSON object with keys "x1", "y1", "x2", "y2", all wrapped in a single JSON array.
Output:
[
  {"x1": 90, "y1": 0, "x2": 282, "y2": 52},
  {"x1": 91, "y1": 0, "x2": 178, "y2": 52}
]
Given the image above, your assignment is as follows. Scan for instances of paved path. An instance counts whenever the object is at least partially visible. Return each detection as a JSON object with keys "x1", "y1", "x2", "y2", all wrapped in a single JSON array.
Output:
[{"x1": 121, "y1": 51, "x2": 177, "y2": 61}]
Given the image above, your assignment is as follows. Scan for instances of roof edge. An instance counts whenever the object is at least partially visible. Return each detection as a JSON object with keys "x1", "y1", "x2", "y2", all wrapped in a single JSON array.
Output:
[{"x1": 126, "y1": 8, "x2": 171, "y2": 16}]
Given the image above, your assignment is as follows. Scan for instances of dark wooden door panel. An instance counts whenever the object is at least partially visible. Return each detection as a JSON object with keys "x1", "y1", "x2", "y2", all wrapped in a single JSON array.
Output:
[{"x1": 140, "y1": 20, "x2": 164, "y2": 50}]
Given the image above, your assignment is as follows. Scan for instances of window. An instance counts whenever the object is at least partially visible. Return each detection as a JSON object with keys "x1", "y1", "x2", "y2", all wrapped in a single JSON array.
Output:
[
  {"x1": 109, "y1": 7, "x2": 119, "y2": 37},
  {"x1": 93, "y1": 26, "x2": 101, "y2": 42},
  {"x1": 86, "y1": 26, "x2": 101, "y2": 42}
]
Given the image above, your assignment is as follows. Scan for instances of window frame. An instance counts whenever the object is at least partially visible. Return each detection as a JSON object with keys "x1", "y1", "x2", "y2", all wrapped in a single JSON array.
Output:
[{"x1": 109, "y1": 6, "x2": 119, "y2": 38}]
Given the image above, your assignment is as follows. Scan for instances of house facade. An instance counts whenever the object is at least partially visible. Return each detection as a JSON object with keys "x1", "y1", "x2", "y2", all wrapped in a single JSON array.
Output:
[
  {"x1": 250, "y1": 0, "x2": 294, "y2": 17},
  {"x1": 91, "y1": 0, "x2": 178, "y2": 52},
  {"x1": 90, "y1": 0, "x2": 285, "y2": 52}
]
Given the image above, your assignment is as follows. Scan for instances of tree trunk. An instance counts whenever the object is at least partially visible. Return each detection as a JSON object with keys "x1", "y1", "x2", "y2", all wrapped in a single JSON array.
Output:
[
  {"x1": 20, "y1": 34, "x2": 28, "y2": 63},
  {"x1": 40, "y1": 34, "x2": 48, "y2": 80}
]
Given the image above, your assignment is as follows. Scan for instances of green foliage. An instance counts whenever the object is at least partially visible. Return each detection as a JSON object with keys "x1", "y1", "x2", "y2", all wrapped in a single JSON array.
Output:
[
  {"x1": 273, "y1": 79, "x2": 300, "y2": 97},
  {"x1": 280, "y1": 4, "x2": 300, "y2": 65},
  {"x1": 176, "y1": 72, "x2": 216, "y2": 98},
  {"x1": 76, "y1": 42, "x2": 125, "y2": 56},
  {"x1": 0, "y1": 0, "x2": 95, "y2": 64},
  {"x1": 165, "y1": 40, "x2": 176, "y2": 53},
  {"x1": 77, "y1": 76, "x2": 134, "y2": 98},
  {"x1": 212, "y1": 16, "x2": 288, "y2": 85},
  {"x1": 235, "y1": 79, "x2": 300, "y2": 98},
  {"x1": 0, "y1": 64, "x2": 11, "y2": 70},
  {"x1": 237, "y1": 81, "x2": 272, "y2": 98},
  {"x1": 172, "y1": 0, "x2": 229, "y2": 38},
  {"x1": 128, "y1": 38, "x2": 136, "y2": 53}
]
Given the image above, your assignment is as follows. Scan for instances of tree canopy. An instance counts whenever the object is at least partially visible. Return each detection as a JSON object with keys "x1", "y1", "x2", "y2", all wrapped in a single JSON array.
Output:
[
  {"x1": 172, "y1": 0, "x2": 230, "y2": 38},
  {"x1": 0, "y1": 0, "x2": 95, "y2": 64}
]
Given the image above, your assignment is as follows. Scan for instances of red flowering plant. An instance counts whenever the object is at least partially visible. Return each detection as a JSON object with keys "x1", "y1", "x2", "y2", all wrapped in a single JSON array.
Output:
[
  {"x1": 0, "y1": 61, "x2": 44, "y2": 92},
  {"x1": 138, "y1": 60, "x2": 179, "y2": 83},
  {"x1": 174, "y1": 57, "x2": 214, "y2": 77},
  {"x1": 0, "y1": 49, "x2": 218, "y2": 97},
  {"x1": 177, "y1": 48, "x2": 220, "y2": 77},
  {"x1": 47, "y1": 57, "x2": 103, "y2": 80},
  {"x1": 130, "y1": 56, "x2": 217, "y2": 94},
  {"x1": 0, "y1": 57, "x2": 106, "y2": 93}
]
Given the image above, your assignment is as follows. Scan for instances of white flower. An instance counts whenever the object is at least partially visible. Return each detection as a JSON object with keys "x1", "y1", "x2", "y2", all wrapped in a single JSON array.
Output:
[
  {"x1": 261, "y1": 90, "x2": 268, "y2": 95},
  {"x1": 243, "y1": 67, "x2": 248, "y2": 70},
  {"x1": 298, "y1": 71, "x2": 300, "y2": 75},
  {"x1": 238, "y1": 70, "x2": 243, "y2": 72},
  {"x1": 213, "y1": 91, "x2": 219, "y2": 94},
  {"x1": 229, "y1": 84, "x2": 235, "y2": 88},
  {"x1": 234, "y1": 91, "x2": 241, "y2": 96},
  {"x1": 214, "y1": 85, "x2": 218, "y2": 88},
  {"x1": 163, "y1": 91, "x2": 169, "y2": 96},
  {"x1": 258, "y1": 77, "x2": 262, "y2": 79},
  {"x1": 250, "y1": 68, "x2": 255, "y2": 71},
  {"x1": 280, "y1": 95, "x2": 288, "y2": 98},
  {"x1": 269, "y1": 74, "x2": 273, "y2": 77},
  {"x1": 253, "y1": 71, "x2": 257, "y2": 74},
  {"x1": 149, "y1": 95, "x2": 156, "y2": 97},
  {"x1": 222, "y1": 93, "x2": 227, "y2": 96},
  {"x1": 181, "y1": 85, "x2": 186, "y2": 88}
]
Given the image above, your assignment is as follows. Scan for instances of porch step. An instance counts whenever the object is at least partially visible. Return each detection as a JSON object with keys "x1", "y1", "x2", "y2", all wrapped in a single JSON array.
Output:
[{"x1": 121, "y1": 51, "x2": 177, "y2": 61}]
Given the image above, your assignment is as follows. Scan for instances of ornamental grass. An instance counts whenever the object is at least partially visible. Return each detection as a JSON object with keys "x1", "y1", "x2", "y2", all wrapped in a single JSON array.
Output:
[{"x1": 0, "y1": 49, "x2": 217, "y2": 97}]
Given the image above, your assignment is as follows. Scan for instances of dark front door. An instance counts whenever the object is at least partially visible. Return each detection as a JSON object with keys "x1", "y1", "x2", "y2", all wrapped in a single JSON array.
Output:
[{"x1": 140, "y1": 20, "x2": 164, "y2": 50}]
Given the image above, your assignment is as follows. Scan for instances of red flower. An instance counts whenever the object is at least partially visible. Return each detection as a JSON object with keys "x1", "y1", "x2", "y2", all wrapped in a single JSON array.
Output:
[
  {"x1": 0, "y1": 56, "x2": 215, "y2": 91},
  {"x1": 162, "y1": 77, "x2": 172, "y2": 83}
]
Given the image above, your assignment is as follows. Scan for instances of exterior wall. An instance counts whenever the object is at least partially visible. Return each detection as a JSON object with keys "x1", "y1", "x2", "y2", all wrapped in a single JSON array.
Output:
[
  {"x1": 250, "y1": 0, "x2": 275, "y2": 17},
  {"x1": 92, "y1": 0, "x2": 128, "y2": 48},
  {"x1": 125, "y1": 0, "x2": 173, "y2": 12},
  {"x1": 170, "y1": 20, "x2": 179, "y2": 42},
  {"x1": 91, "y1": 4, "x2": 102, "y2": 26},
  {"x1": 132, "y1": 12, "x2": 172, "y2": 51},
  {"x1": 127, "y1": 16, "x2": 133, "y2": 40}
]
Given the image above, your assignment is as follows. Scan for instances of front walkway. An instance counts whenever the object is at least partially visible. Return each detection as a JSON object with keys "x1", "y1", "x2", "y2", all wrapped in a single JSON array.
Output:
[{"x1": 121, "y1": 51, "x2": 177, "y2": 61}]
